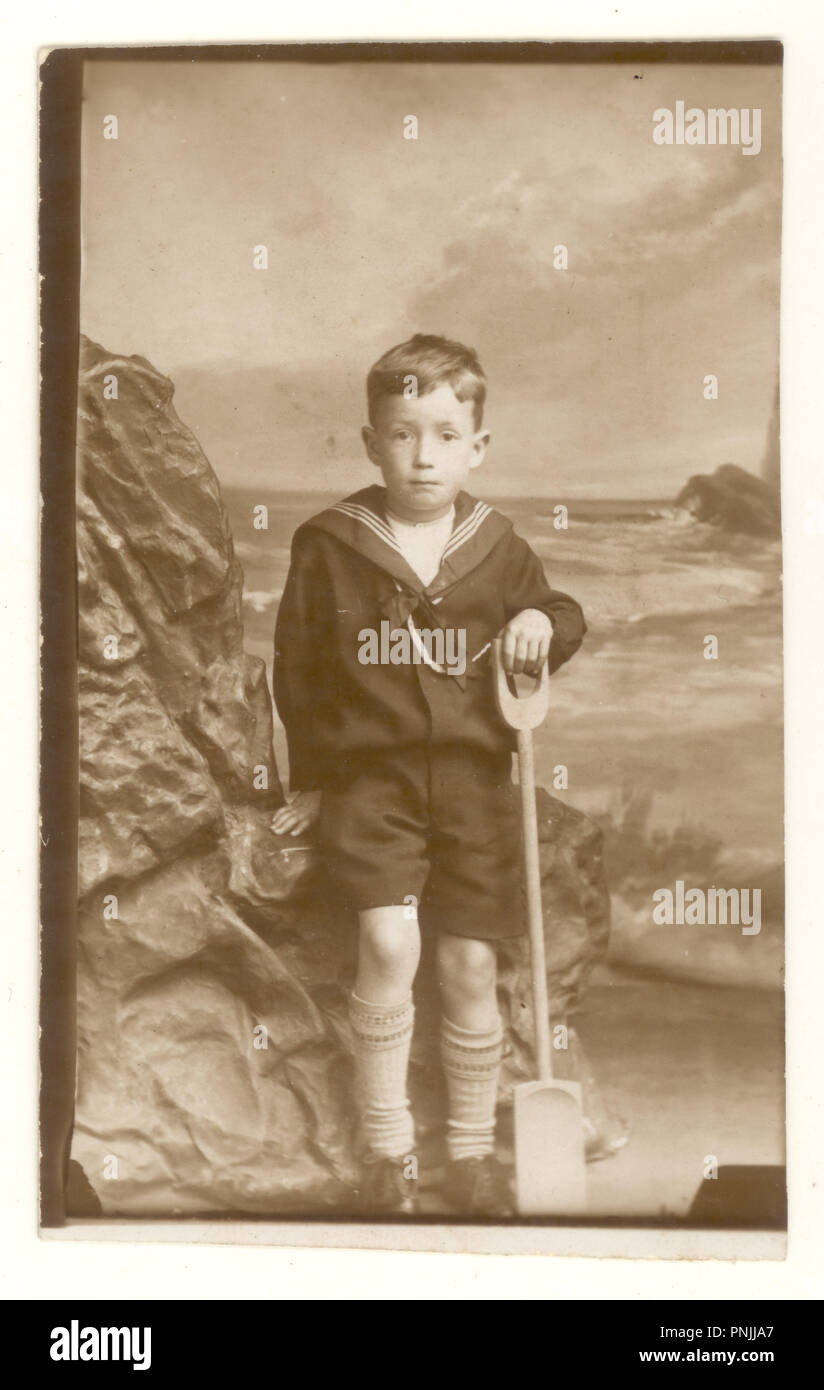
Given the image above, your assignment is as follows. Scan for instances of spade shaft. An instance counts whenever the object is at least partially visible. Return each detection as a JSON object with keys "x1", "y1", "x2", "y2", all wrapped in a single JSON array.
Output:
[{"x1": 516, "y1": 725, "x2": 553, "y2": 1082}]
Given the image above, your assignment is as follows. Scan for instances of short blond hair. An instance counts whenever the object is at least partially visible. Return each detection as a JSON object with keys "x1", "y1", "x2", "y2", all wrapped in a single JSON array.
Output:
[{"x1": 366, "y1": 333, "x2": 487, "y2": 429}]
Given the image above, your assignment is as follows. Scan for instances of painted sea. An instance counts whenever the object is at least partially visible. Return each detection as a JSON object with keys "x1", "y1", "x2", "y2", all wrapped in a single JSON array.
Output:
[{"x1": 227, "y1": 486, "x2": 784, "y2": 992}]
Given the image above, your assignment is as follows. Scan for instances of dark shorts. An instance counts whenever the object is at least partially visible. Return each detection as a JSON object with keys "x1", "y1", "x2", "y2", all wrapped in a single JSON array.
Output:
[{"x1": 318, "y1": 744, "x2": 525, "y2": 939}]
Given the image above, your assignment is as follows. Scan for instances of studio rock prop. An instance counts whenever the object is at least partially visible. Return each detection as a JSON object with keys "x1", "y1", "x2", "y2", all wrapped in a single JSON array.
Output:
[{"x1": 68, "y1": 336, "x2": 622, "y2": 1217}]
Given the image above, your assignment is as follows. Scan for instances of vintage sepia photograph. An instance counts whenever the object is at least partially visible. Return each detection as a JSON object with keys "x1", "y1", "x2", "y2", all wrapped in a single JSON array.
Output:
[{"x1": 40, "y1": 41, "x2": 785, "y2": 1254}]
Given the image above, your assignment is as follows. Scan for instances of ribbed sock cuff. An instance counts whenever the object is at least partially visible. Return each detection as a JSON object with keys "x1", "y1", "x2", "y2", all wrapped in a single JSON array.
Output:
[
  {"x1": 349, "y1": 992, "x2": 415, "y2": 1045},
  {"x1": 440, "y1": 1015, "x2": 504, "y2": 1162},
  {"x1": 348, "y1": 992, "x2": 415, "y2": 1159}
]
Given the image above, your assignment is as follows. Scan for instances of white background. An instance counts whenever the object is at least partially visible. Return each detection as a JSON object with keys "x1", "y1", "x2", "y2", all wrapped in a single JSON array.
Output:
[{"x1": 2, "y1": 0, "x2": 822, "y2": 1300}]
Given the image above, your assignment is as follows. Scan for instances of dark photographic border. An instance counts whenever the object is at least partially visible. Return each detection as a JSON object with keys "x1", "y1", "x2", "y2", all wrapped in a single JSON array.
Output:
[{"x1": 39, "y1": 38, "x2": 784, "y2": 1235}]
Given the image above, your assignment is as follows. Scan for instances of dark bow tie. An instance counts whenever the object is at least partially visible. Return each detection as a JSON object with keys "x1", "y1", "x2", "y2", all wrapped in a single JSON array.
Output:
[{"x1": 379, "y1": 586, "x2": 468, "y2": 689}]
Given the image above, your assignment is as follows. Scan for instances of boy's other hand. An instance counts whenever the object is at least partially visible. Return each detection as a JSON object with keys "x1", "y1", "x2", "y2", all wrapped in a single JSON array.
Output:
[
  {"x1": 500, "y1": 609, "x2": 553, "y2": 676},
  {"x1": 270, "y1": 790, "x2": 322, "y2": 837}
]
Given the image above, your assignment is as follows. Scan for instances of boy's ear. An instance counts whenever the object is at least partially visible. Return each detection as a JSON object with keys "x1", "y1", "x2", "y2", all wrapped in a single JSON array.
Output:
[
  {"x1": 362, "y1": 425, "x2": 382, "y2": 468},
  {"x1": 469, "y1": 429, "x2": 490, "y2": 471}
]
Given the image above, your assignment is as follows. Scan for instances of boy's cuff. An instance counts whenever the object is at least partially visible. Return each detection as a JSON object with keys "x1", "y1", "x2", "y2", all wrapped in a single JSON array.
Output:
[
  {"x1": 288, "y1": 774, "x2": 322, "y2": 794},
  {"x1": 285, "y1": 756, "x2": 323, "y2": 794}
]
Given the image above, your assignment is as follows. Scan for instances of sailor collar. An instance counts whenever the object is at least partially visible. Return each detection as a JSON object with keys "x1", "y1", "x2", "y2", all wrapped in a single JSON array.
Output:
[{"x1": 305, "y1": 484, "x2": 512, "y2": 598}]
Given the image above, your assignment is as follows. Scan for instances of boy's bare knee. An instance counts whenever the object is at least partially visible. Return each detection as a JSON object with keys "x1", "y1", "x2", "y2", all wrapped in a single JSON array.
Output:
[
  {"x1": 437, "y1": 934, "x2": 497, "y2": 1000},
  {"x1": 358, "y1": 906, "x2": 421, "y2": 982}
]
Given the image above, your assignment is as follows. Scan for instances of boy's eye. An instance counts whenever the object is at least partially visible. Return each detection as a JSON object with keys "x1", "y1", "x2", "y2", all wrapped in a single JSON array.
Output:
[{"x1": 441, "y1": 432, "x2": 458, "y2": 442}]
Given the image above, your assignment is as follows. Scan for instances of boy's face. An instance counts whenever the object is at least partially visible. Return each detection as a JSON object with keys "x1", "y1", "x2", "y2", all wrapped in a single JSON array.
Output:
[{"x1": 362, "y1": 383, "x2": 489, "y2": 522}]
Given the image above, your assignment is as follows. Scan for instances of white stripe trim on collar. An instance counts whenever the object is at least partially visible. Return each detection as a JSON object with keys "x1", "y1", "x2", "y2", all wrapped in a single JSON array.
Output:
[
  {"x1": 443, "y1": 501, "x2": 490, "y2": 552},
  {"x1": 441, "y1": 502, "x2": 492, "y2": 559},
  {"x1": 331, "y1": 502, "x2": 403, "y2": 553},
  {"x1": 330, "y1": 496, "x2": 493, "y2": 569}
]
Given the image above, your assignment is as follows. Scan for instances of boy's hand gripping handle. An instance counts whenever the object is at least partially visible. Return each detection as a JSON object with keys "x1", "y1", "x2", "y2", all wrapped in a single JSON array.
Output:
[{"x1": 492, "y1": 640, "x2": 553, "y2": 1082}]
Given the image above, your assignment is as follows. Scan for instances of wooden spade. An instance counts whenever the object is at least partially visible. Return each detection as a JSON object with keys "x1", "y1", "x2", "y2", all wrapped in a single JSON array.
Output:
[{"x1": 493, "y1": 639, "x2": 587, "y2": 1216}]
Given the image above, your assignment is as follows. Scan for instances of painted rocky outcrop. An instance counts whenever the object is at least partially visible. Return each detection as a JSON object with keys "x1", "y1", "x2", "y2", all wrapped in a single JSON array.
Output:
[
  {"x1": 674, "y1": 463, "x2": 780, "y2": 537},
  {"x1": 69, "y1": 336, "x2": 619, "y2": 1217}
]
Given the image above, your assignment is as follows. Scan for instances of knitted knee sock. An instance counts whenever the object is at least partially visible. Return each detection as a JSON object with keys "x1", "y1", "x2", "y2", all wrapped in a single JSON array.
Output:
[
  {"x1": 440, "y1": 1014, "x2": 504, "y2": 1162},
  {"x1": 348, "y1": 991, "x2": 415, "y2": 1160}
]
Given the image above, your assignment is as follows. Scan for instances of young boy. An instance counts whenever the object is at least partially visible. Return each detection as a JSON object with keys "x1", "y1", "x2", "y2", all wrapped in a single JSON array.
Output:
[{"x1": 271, "y1": 334, "x2": 586, "y2": 1216}]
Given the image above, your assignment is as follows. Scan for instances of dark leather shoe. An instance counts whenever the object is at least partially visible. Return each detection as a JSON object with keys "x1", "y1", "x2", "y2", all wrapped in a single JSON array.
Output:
[
  {"x1": 443, "y1": 1155, "x2": 514, "y2": 1218},
  {"x1": 357, "y1": 1155, "x2": 418, "y2": 1216}
]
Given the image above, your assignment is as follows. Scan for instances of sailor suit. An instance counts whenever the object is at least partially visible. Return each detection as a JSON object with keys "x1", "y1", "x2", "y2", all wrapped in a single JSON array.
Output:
[{"x1": 273, "y1": 485, "x2": 586, "y2": 937}]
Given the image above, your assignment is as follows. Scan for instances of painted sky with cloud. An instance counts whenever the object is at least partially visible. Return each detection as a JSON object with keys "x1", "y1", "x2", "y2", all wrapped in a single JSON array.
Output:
[{"x1": 81, "y1": 57, "x2": 781, "y2": 495}]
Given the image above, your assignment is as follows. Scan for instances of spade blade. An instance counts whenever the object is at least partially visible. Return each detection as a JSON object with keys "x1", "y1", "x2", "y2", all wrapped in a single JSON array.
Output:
[{"x1": 514, "y1": 1079, "x2": 587, "y2": 1216}]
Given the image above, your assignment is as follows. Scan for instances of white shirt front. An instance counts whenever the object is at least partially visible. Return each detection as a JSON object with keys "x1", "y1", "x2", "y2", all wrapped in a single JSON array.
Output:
[{"x1": 385, "y1": 504, "x2": 456, "y2": 587}]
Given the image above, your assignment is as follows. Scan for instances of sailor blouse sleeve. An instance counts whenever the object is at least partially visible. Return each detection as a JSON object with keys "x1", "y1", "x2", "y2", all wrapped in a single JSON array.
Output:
[
  {"x1": 272, "y1": 528, "x2": 332, "y2": 791},
  {"x1": 502, "y1": 533, "x2": 587, "y2": 674}
]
